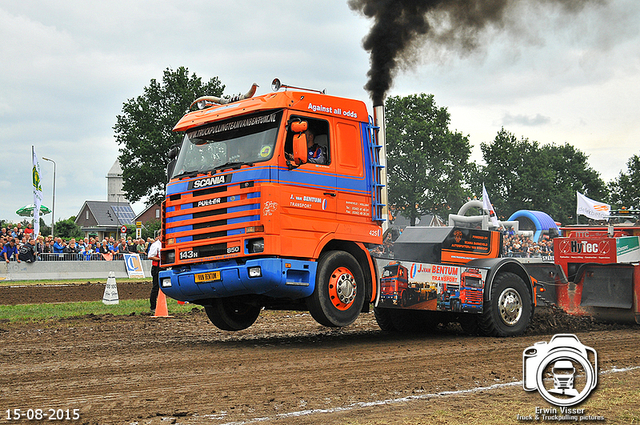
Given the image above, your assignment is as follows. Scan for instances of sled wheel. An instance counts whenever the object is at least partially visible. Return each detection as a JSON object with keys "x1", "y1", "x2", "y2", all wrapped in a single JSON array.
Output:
[
  {"x1": 204, "y1": 298, "x2": 261, "y2": 331},
  {"x1": 479, "y1": 272, "x2": 532, "y2": 337},
  {"x1": 389, "y1": 309, "x2": 439, "y2": 333},
  {"x1": 307, "y1": 251, "x2": 365, "y2": 327},
  {"x1": 459, "y1": 314, "x2": 480, "y2": 335},
  {"x1": 373, "y1": 306, "x2": 397, "y2": 332}
]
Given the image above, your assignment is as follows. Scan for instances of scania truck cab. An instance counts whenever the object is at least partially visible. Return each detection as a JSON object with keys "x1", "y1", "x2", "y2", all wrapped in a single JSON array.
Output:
[{"x1": 158, "y1": 80, "x2": 385, "y2": 330}]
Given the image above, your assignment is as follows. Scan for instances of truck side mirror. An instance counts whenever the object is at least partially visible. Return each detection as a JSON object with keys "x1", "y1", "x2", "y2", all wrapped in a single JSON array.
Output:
[
  {"x1": 286, "y1": 119, "x2": 308, "y2": 168},
  {"x1": 166, "y1": 159, "x2": 177, "y2": 182},
  {"x1": 290, "y1": 120, "x2": 308, "y2": 133},
  {"x1": 293, "y1": 133, "x2": 307, "y2": 165},
  {"x1": 167, "y1": 146, "x2": 179, "y2": 160},
  {"x1": 166, "y1": 145, "x2": 180, "y2": 181}
]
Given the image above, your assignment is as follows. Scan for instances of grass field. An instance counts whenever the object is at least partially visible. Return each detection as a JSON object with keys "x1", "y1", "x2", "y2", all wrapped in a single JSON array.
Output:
[
  {"x1": 0, "y1": 298, "x2": 201, "y2": 323},
  {"x1": 0, "y1": 277, "x2": 150, "y2": 287}
]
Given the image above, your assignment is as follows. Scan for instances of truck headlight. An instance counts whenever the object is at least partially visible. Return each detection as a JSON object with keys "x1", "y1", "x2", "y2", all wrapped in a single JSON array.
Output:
[
  {"x1": 162, "y1": 249, "x2": 176, "y2": 264},
  {"x1": 248, "y1": 266, "x2": 262, "y2": 278},
  {"x1": 248, "y1": 238, "x2": 264, "y2": 253},
  {"x1": 161, "y1": 277, "x2": 172, "y2": 288}
]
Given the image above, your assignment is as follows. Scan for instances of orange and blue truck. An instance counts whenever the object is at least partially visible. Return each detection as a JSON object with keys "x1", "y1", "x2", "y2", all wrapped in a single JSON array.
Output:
[
  {"x1": 438, "y1": 268, "x2": 484, "y2": 312},
  {"x1": 379, "y1": 262, "x2": 437, "y2": 308},
  {"x1": 158, "y1": 79, "x2": 385, "y2": 330},
  {"x1": 379, "y1": 263, "x2": 409, "y2": 306},
  {"x1": 158, "y1": 79, "x2": 537, "y2": 336}
]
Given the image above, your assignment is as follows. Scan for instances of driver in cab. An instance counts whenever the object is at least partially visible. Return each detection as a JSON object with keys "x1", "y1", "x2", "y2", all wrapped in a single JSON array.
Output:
[{"x1": 305, "y1": 129, "x2": 326, "y2": 164}]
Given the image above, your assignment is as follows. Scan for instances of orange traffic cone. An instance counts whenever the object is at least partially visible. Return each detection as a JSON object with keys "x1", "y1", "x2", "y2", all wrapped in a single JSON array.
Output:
[{"x1": 153, "y1": 289, "x2": 173, "y2": 318}]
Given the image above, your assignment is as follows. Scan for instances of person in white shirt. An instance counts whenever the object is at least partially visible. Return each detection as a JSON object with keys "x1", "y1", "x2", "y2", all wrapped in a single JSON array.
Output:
[{"x1": 148, "y1": 231, "x2": 163, "y2": 313}]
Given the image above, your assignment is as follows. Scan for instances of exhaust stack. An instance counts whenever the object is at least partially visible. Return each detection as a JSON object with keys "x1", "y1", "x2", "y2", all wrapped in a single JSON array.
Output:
[
  {"x1": 190, "y1": 83, "x2": 259, "y2": 109},
  {"x1": 374, "y1": 104, "x2": 389, "y2": 234}
]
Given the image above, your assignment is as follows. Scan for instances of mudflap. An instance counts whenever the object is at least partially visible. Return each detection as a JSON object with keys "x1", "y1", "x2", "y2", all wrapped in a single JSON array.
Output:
[
  {"x1": 570, "y1": 263, "x2": 639, "y2": 324},
  {"x1": 520, "y1": 259, "x2": 640, "y2": 324},
  {"x1": 519, "y1": 261, "x2": 638, "y2": 323},
  {"x1": 577, "y1": 264, "x2": 633, "y2": 309},
  {"x1": 520, "y1": 262, "x2": 566, "y2": 306}
]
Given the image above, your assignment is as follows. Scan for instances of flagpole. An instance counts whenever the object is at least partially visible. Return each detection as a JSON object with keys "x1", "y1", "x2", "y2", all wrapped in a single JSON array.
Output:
[
  {"x1": 42, "y1": 156, "x2": 56, "y2": 237},
  {"x1": 32, "y1": 146, "x2": 38, "y2": 237}
]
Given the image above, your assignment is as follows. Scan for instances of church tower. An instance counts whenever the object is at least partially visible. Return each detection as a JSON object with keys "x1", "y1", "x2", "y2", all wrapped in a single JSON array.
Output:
[{"x1": 107, "y1": 160, "x2": 127, "y2": 203}]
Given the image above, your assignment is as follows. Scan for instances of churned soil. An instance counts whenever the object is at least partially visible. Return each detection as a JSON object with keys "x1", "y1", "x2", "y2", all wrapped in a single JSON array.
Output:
[
  {"x1": 0, "y1": 280, "x2": 152, "y2": 305},
  {"x1": 0, "y1": 283, "x2": 639, "y2": 424}
]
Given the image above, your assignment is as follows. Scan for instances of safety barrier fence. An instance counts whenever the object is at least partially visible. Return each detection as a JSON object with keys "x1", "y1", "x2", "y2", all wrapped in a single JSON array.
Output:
[{"x1": 1, "y1": 257, "x2": 153, "y2": 281}]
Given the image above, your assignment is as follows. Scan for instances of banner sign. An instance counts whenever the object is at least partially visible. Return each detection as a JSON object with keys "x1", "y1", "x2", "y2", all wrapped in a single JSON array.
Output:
[
  {"x1": 32, "y1": 146, "x2": 43, "y2": 239},
  {"x1": 123, "y1": 253, "x2": 145, "y2": 278},
  {"x1": 376, "y1": 260, "x2": 488, "y2": 313}
]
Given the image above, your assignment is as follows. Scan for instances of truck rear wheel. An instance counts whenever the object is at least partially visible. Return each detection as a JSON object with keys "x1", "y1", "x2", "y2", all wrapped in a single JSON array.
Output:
[
  {"x1": 459, "y1": 314, "x2": 480, "y2": 335},
  {"x1": 307, "y1": 251, "x2": 365, "y2": 327},
  {"x1": 204, "y1": 298, "x2": 261, "y2": 331},
  {"x1": 479, "y1": 272, "x2": 532, "y2": 337}
]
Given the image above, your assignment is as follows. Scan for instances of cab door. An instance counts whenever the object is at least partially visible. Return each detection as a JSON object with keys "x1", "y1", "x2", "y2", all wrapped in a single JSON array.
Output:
[{"x1": 277, "y1": 114, "x2": 338, "y2": 256}]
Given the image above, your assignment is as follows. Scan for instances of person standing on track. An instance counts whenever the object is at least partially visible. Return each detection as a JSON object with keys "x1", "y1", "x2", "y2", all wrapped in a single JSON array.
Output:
[{"x1": 147, "y1": 231, "x2": 162, "y2": 314}]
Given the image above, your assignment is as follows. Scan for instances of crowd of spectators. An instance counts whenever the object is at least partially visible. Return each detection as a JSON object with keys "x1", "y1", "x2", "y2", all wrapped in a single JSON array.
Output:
[
  {"x1": 370, "y1": 227, "x2": 555, "y2": 259},
  {"x1": 501, "y1": 231, "x2": 554, "y2": 258},
  {"x1": 1, "y1": 224, "x2": 155, "y2": 262}
]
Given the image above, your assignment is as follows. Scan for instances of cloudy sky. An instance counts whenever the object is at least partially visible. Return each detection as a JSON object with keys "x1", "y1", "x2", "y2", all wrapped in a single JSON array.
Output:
[{"x1": 1, "y1": 0, "x2": 639, "y2": 224}]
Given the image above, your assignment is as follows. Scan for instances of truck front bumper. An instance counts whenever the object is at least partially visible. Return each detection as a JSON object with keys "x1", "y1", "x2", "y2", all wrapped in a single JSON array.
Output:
[{"x1": 158, "y1": 257, "x2": 317, "y2": 302}]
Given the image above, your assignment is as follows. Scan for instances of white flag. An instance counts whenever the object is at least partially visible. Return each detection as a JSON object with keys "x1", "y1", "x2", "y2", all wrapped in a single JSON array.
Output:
[
  {"x1": 32, "y1": 146, "x2": 43, "y2": 239},
  {"x1": 482, "y1": 184, "x2": 500, "y2": 227},
  {"x1": 576, "y1": 191, "x2": 610, "y2": 220}
]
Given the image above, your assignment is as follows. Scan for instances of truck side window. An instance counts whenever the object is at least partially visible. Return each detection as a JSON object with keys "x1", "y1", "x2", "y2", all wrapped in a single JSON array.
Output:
[{"x1": 285, "y1": 117, "x2": 330, "y2": 165}]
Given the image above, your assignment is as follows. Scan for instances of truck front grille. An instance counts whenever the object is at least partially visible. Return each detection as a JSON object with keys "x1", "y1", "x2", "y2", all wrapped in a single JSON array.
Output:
[{"x1": 163, "y1": 179, "x2": 261, "y2": 263}]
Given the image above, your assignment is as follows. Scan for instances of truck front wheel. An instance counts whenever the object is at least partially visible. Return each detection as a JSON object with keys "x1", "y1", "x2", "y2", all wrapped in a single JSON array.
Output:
[
  {"x1": 479, "y1": 272, "x2": 532, "y2": 337},
  {"x1": 204, "y1": 298, "x2": 261, "y2": 331},
  {"x1": 307, "y1": 251, "x2": 366, "y2": 327}
]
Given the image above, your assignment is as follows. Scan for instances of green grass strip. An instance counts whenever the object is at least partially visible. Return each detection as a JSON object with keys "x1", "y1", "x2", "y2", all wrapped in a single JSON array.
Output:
[
  {"x1": 0, "y1": 278, "x2": 151, "y2": 287},
  {"x1": 0, "y1": 299, "x2": 201, "y2": 323}
]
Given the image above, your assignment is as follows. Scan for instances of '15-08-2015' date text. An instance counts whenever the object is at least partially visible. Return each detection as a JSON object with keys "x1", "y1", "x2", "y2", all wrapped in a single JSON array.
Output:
[{"x1": 6, "y1": 409, "x2": 80, "y2": 421}]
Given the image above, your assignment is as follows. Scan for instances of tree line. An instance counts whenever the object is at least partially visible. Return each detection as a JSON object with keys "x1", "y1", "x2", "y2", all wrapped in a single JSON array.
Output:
[
  {"x1": 386, "y1": 93, "x2": 639, "y2": 226},
  {"x1": 114, "y1": 68, "x2": 640, "y2": 226}
]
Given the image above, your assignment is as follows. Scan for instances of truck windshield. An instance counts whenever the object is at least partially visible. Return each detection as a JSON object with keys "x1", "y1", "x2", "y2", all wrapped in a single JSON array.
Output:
[
  {"x1": 171, "y1": 110, "x2": 283, "y2": 178},
  {"x1": 463, "y1": 275, "x2": 483, "y2": 288},
  {"x1": 382, "y1": 265, "x2": 399, "y2": 277}
]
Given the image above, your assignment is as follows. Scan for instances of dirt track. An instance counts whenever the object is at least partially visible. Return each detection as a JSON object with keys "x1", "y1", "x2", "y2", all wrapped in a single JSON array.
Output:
[
  {"x1": 0, "y1": 281, "x2": 152, "y2": 305},
  {"x1": 1, "y1": 283, "x2": 639, "y2": 424}
]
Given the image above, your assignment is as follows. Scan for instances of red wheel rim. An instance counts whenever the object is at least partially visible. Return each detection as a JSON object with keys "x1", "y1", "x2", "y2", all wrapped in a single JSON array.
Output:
[{"x1": 328, "y1": 266, "x2": 357, "y2": 311}]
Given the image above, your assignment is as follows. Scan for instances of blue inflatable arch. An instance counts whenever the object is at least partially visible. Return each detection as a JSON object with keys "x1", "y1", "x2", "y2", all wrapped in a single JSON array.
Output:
[{"x1": 507, "y1": 210, "x2": 559, "y2": 242}]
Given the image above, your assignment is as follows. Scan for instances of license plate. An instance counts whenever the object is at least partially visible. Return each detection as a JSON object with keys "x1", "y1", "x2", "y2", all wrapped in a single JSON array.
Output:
[{"x1": 194, "y1": 271, "x2": 221, "y2": 283}]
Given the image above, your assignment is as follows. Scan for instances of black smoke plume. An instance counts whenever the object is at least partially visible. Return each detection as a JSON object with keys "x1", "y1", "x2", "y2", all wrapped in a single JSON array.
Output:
[{"x1": 348, "y1": 0, "x2": 607, "y2": 106}]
